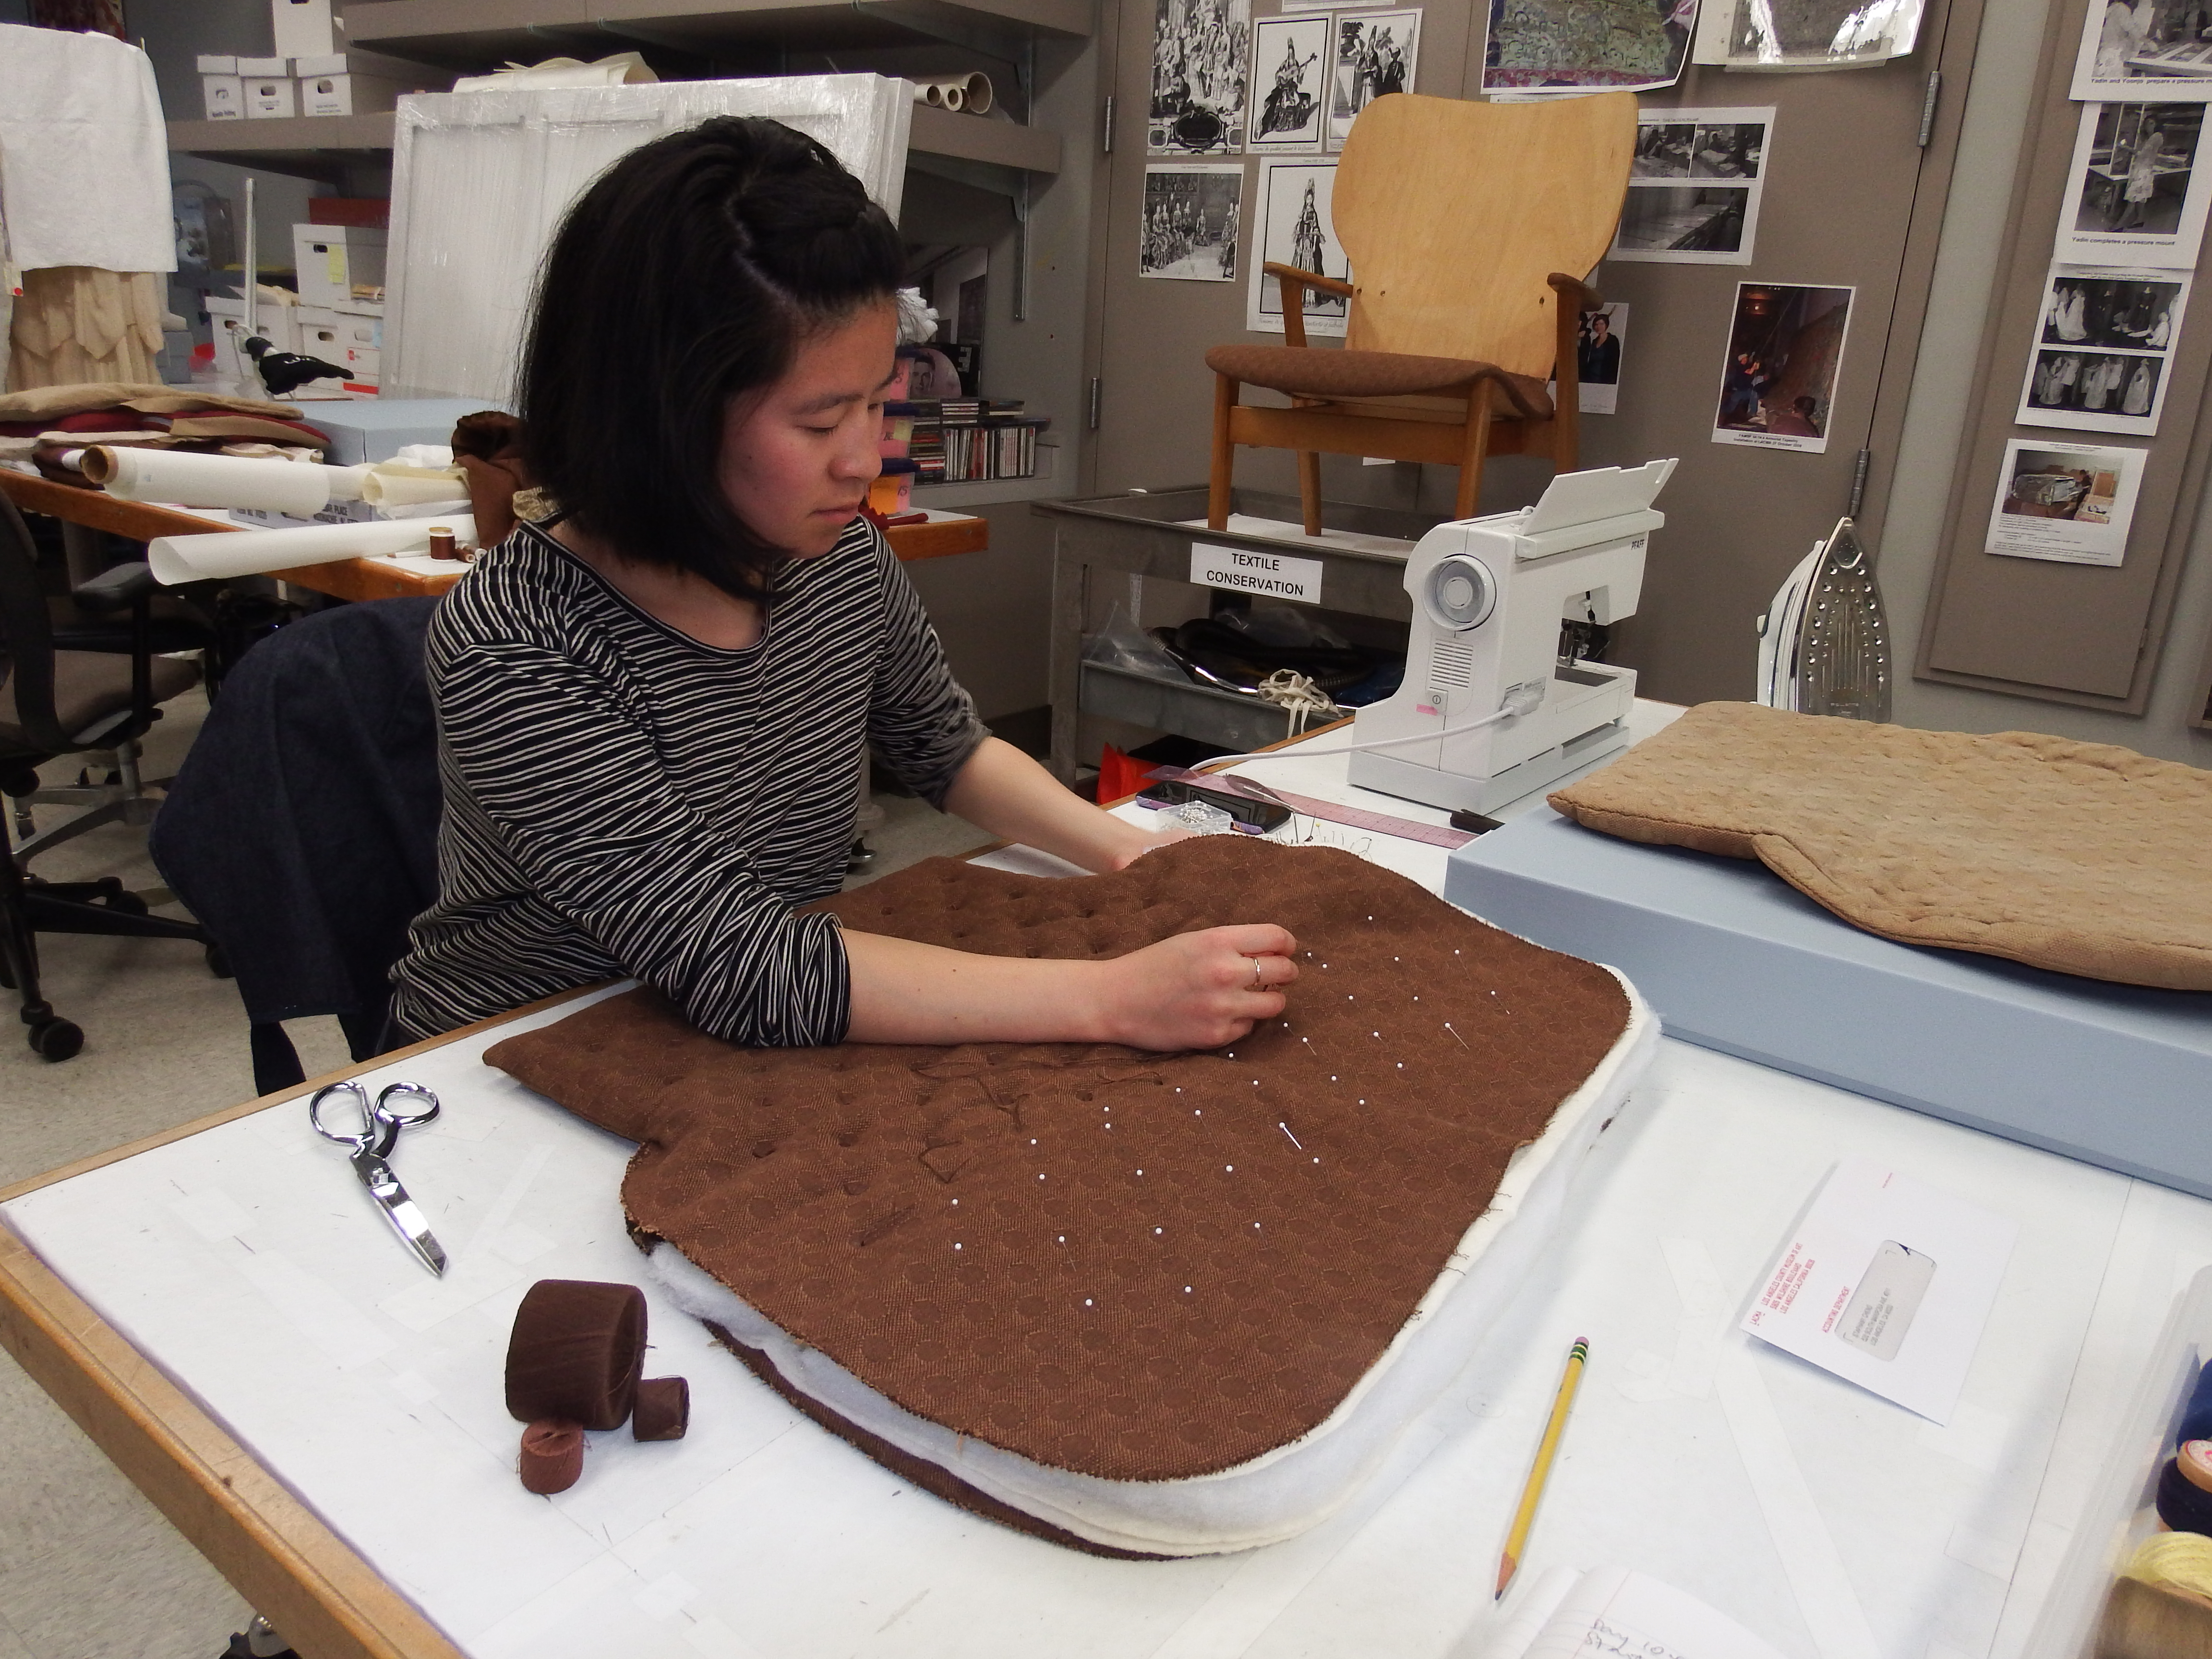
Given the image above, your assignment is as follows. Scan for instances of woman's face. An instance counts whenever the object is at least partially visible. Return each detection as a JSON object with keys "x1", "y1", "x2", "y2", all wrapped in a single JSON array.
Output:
[{"x1": 720, "y1": 298, "x2": 898, "y2": 558}]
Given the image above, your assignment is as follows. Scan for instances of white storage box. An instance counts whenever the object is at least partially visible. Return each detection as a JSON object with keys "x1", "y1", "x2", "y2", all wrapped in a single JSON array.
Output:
[
  {"x1": 291, "y1": 225, "x2": 386, "y2": 307},
  {"x1": 205, "y1": 296, "x2": 299, "y2": 389},
  {"x1": 2023, "y1": 1267, "x2": 2212, "y2": 1657},
  {"x1": 244, "y1": 74, "x2": 297, "y2": 120},
  {"x1": 296, "y1": 306, "x2": 382, "y2": 386},
  {"x1": 201, "y1": 75, "x2": 244, "y2": 120},
  {"x1": 271, "y1": 0, "x2": 335, "y2": 59},
  {"x1": 298, "y1": 68, "x2": 398, "y2": 117}
]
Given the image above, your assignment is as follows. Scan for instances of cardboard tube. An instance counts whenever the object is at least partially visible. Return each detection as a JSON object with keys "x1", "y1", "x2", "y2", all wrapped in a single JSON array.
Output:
[
  {"x1": 362, "y1": 468, "x2": 470, "y2": 506},
  {"x1": 913, "y1": 73, "x2": 992, "y2": 114},
  {"x1": 147, "y1": 515, "x2": 476, "y2": 584},
  {"x1": 85, "y1": 445, "x2": 334, "y2": 515}
]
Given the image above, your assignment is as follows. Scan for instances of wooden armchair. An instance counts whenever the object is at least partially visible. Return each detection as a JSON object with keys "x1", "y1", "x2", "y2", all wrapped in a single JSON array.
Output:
[{"x1": 1204, "y1": 91, "x2": 1636, "y2": 534}]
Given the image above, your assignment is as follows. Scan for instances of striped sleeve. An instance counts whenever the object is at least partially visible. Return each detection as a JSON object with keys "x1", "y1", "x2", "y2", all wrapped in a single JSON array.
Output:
[
  {"x1": 432, "y1": 635, "x2": 851, "y2": 1046},
  {"x1": 865, "y1": 532, "x2": 990, "y2": 808}
]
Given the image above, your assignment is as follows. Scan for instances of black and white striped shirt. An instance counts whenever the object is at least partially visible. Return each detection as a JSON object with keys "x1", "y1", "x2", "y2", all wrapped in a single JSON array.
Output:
[{"x1": 388, "y1": 517, "x2": 987, "y2": 1044}]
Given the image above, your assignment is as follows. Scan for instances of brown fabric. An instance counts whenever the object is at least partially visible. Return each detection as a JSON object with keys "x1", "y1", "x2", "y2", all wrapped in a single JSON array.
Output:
[
  {"x1": 702, "y1": 1321, "x2": 1166, "y2": 1560},
  {"x1": 452, "y1": 410, "x2": 533, "y2": 544},
  {"x1": 485, "y1": 835, "x2": 1631, "y2": 1480},
  {"x1": 1204, "y1": 344, "x2": 1552, "y2": 419},
  {"x1": 0, "y1": 383, "x2": 301, "y2": 423},
  {"x1": 504, "y1": 1280, "x2": 647, "y2": 1431},
  {"x1": 0, "y1": 650, "x2": 198, "y2": 752},
  {"x1": 630, "y1": 1376, "x2": 690, "y2": 1442},
  {"x1": 517, "y1": 1420, "x2": 586, "y2": 1495},
  {"x1": 1547, "y1": 700, "x2": 2212, "y2": 992}
]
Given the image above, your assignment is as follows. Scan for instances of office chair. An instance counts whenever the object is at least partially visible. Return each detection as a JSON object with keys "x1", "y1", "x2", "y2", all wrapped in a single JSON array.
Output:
[
  {"x1": 1204, "y1": 91, "x2": 1636, "y2": 533},
  {"x1": 0, "y1": 493, "x2": 216, "y2": 1060},
  {"x1": 152, "y1": 598, "x2": 444, "y2": 1096}
]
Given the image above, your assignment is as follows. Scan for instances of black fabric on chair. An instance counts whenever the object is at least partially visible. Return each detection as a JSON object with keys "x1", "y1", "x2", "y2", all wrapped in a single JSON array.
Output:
[{"x1": 151, "y1": 597, "x2": 444, "y2": 1096}]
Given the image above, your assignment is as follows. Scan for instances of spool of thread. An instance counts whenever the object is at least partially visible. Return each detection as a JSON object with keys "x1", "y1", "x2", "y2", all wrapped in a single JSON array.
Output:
[
  {"x1": 2178, "y1": 1361, "x2": 2212, "y2": 1445},
  {"x1": 428, "y1": 527, "x2": 457, "y2": 561},
  {"x1": 518, "y1": 1420, "x2": 586, "y2": 1495},
  {"x1": 2127, "y1": 1529, "x2": 2212, "y2": 1603},
  {"x1": 505, "y1": 1280, "x2": 646, "y2": 1431},
  {"x1": 2181, "y1": 1441, "x2": 2212, "y2": 1494},
  {"x1": 632, "y1": 1376, "x2": 690, "y2": 1442},
  {"x1": 2157, "y1": 1457, "x2": 2212, "y2": 1536}
]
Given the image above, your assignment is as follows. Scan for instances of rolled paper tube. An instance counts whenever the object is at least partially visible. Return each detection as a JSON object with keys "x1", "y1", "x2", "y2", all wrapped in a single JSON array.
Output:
[
  {"x1": 146, "y1": 515, "x2": 476, "y2": 584},
  {"x1": 913, "y1": 73, "x2": 992, "y2": 114},
  {"x1": 361, "y1": 467, "x2": 471, "y2": 506},
  {"x1": 428, "y1": 528, "x2": 457, "y2": 561},
  {"x1": 518, "y1": 1419, "x2": 586, "y2": 1495},
  {"x1": 505, "y1": 1279, "x2": 647, "y2": 1431},
  {"x1": 84, "y1": 445, "x2": 333, "y2": 515},
  {"x1": 631, "y1": 1376, "x2": 690, "y2": 1442},
  {"x1": 2158, "y1": 1457, "x2": 2212, "y2": 1536}
]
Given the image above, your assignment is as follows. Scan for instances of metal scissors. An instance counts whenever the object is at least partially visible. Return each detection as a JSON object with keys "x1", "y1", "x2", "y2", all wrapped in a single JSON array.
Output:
[{"x1": 310, "y1": 1080, "x2": 448, "y2": 1277}]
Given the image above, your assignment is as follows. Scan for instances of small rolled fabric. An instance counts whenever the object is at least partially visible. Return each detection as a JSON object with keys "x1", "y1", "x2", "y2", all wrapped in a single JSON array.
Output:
[
  {"x1": 518, "y1": 1420, "x2": 586, "y2": 1495},
  {"x1": 632, "y1": 1376, "x2": 690, "y2": 1442},
  {"x1": 505, "y1": 1280, "x2": 646, "y2": 1431}
]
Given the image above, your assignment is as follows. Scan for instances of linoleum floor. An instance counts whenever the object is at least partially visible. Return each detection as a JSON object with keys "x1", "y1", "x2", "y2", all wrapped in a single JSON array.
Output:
[{"x1": 0, "y1": 685, "x2": 994, "y2": 1659}]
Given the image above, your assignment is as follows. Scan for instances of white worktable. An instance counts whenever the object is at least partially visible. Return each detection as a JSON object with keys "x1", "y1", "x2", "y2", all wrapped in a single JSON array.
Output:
[{"x1": 3, "y1": 703, "x2": 2196, "y2": 1659}]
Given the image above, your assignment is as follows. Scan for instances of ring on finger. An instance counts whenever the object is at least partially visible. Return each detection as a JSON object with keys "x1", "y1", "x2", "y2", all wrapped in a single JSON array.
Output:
[{"x1": 1250, "y1": 957, "x2": 1264, "y2": 990}]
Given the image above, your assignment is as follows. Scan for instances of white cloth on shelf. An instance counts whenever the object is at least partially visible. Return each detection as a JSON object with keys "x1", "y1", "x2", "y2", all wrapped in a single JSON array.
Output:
[{"x1": 0, "y1": 25, "x2": 175, "y2": 275}]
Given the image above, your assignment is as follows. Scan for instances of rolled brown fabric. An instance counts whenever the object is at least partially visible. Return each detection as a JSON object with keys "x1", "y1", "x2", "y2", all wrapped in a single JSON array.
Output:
[
  {"x1": 518, "y1": 1420, "x2": 586, "y2": 1495},
  {"x1": 632, "y1": 1376, "x2": 690, "y2": 1442},
  {"x1": 505, "y1": 1280, "x2": 646, "y2": 1432}
]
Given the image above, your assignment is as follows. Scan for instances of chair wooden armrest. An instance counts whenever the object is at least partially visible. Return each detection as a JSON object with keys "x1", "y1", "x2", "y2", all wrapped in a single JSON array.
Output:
[
  {"x1": 1265, "y1": 263, "x2": 1356, "y2": 349},
  {"x1": 1547, "y1": 272, "x2": 1603, "y2": 314}
]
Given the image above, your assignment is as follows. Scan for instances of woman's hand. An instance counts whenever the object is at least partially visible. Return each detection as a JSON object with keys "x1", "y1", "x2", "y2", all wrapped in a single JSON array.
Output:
[
  {"x1": 1091, "y1": 923, "x2": 1299, "y2": 1050},
  {"x1": 1106, "y1": 817, "x2": 1196, "y2": 871}
]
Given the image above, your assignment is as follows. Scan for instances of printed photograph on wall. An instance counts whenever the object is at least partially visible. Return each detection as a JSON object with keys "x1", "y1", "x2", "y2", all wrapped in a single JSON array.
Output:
[
  {"x1": 1710, "y1": 282, "x2": 1852, "y2": 453},
  {"x1": 2018, "y1": 266, "x2": 2189, "y2": 435},
  {"x1": 2072, "y1": 0, "x2": 2212, "y2": 101},
  {"x1": 1723, "y1": 0, "x2": 1923, "y2": 65},
  {"x1": 1326, "y1": 9, "x2": 1420, "y2": 149},
  {"x1": 1247, "y1": 160, "x2": 1350, "y2": 335},
  {"x1": 1150, "y1": 0, "x2": 1251, "y2": 154},
  {"x1": 1139, "y1": 165, "x2": 1245, "y2": 281},
  {"x1": 1985, "y1": 437, "x2": 2146, "y2": 565},
  {"x1": 1482, "y1": 0, "x2": 1694, "y2": 94},
  {"x1": 1611, "y1": 107, "x2": 1772, "y2": 263},
  {"x1": 1249, "y1": 14, "x2": 1331, "y2": 150},
  {"x1": 2056, "y1": 102, "x2": 2212, "y2": 267},
  {"x1": 1548, "y1": 304, "x2": 1631, "y2": 414}
]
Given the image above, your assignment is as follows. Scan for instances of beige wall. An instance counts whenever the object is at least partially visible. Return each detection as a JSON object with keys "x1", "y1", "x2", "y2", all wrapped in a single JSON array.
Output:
[{"x1": 1882, "y1": 0, "x2": 2212, "y2": 762}]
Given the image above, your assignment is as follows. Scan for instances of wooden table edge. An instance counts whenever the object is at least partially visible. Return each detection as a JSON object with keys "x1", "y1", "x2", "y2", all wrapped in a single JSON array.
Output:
[{"x1": 0, "y1": 983, "x2": 608, "y2": 1659}]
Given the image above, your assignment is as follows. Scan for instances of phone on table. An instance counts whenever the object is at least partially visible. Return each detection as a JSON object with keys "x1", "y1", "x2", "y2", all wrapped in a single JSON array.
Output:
[{"x1": 1133, "y1": 779, "x2": 1292, "y2": 834}]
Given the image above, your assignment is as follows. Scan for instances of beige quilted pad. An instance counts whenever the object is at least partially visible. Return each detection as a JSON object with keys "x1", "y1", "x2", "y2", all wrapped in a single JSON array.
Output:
[{"x1": 1547, "y1": 702, "x2": 2212, "y2": 992}]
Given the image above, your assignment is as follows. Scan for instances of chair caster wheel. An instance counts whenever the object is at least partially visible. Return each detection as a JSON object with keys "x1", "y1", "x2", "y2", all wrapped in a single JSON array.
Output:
[
  {"x1": 206, "y1": 943, "x2": 231, "y2": 978},
  {"x1": 28, "y1": 1018, "x2": 83, "y2": 1061}
]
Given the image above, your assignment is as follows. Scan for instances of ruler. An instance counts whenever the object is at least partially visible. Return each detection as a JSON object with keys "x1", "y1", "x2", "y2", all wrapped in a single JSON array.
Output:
[{"x1": 1143, "y1": 766, "x2": 1474, "y2": 850}]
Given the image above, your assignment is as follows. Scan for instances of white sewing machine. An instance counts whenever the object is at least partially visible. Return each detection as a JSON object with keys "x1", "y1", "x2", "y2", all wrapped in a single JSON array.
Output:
[{"x1": 1347, "y1": 459, "x2": 1675, "y2": 815}]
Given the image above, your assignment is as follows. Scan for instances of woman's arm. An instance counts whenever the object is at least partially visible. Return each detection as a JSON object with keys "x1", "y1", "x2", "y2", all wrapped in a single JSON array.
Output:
[
  {"x1": 942, "y1": 735, "x2": 1188, "y2": 873},
  {"x1": 844, "y1": 920, "x2": 1298, "y2": 1048}
]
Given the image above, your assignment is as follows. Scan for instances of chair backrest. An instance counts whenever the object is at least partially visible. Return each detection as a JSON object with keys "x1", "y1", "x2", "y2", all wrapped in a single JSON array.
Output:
[
  {"x1": 0, "y1": 493, "x2": 70, "y2": 756},
  {"x1": 1333, "y1": 92, "x2": 1636, "y2": 379}
]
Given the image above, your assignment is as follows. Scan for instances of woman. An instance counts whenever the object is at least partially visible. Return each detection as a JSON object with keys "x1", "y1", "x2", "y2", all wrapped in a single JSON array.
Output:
[
  {"x1": 390, "y1": 118, "x2": 1298, "y2": 1050},
  {"x1": 2120, "y1": 120, "x2": 2165, "y2": 229}
]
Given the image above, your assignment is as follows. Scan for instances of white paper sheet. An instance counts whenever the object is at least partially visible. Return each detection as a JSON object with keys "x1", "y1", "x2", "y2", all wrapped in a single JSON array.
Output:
[
  {"x1": 1742, "y1": 1159, "x2": 2019, "y2": 1424},
  {"x1": 148, "y1": 513, "x2": 476, "y2": 583},
  {"x1": 1515, "y1": 1567, "x2": 1788, "y2": 1659}
]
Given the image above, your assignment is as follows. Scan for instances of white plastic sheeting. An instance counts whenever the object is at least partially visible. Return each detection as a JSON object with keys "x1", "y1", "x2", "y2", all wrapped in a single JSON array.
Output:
[{"x1": 385, "y1": 76, "x2": 914, "y2": 401}]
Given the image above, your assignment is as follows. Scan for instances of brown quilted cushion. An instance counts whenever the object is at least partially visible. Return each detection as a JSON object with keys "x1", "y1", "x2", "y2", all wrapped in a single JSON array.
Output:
[
  {"x1": 484, "y1": 835, "x2": 1630, "y2": 1481},
  {"x1": 1204, "y1": 344, "x2": 1552, "y2": 418},
  {"x1": 1549, "y1": 701, "x2": 2212, "y2": 991}
]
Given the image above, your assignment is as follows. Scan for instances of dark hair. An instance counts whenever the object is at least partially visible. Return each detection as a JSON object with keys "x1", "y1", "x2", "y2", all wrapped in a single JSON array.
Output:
[{"x1": 519, "y1": 116, "x2": 904, "y2": 600}]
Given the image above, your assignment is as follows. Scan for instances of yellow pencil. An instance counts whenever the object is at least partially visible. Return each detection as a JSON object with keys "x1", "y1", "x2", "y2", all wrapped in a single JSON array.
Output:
[{"x1": 1495, "y1": 1337, "x2": 1588, "y2": 1600}]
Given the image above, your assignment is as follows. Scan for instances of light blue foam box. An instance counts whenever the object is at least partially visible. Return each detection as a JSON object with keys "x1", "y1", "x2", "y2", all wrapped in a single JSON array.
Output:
[
  {"x1": 301, "y1": 398, "x2": 505, "y2": 466},
  {"x1": 1445, "y1": 806, "x2": 2212, "y2": 1196}
]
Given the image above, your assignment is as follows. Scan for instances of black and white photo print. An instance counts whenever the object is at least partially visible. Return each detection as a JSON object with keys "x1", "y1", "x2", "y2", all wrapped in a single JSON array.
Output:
[
  {"x1": 2020, "y1": 266, "x2": 2190, "y2": 435},
  {"x1": 1249, "y1": 14, "x2": 1330, "y2": 151},
  {"x1": 1612, "y1": 107, "x2": 1771, "y2": 264},
  {"x1": 1150, "y1": 0, "x2": 1252, "y2": 154},
  {"x1": 2073, "y1": 0, "x2": 2212, "y2": 101},
  {"x1": 1247, "y1": 160, "x2": 1349, "y2": 335},
  {"x1": 1140, "y1": 164, "x2": 1244, "y2": 281},
  {"x1": 1326, "y1": 9, "x2": 1420, "y2": 149},
  {"x1": 2057, "y1": 102, "x2": 2211, "y2": 267}
]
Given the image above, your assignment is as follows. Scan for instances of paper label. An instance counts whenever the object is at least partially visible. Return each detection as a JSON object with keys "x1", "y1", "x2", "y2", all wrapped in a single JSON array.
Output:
[
  {"x1": 1833, "y1": 1241, "x2": 1935, "y2": 1362},
  {"x1": 1189, "y1": 541, "x2": 1323, "y2": 603}
]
